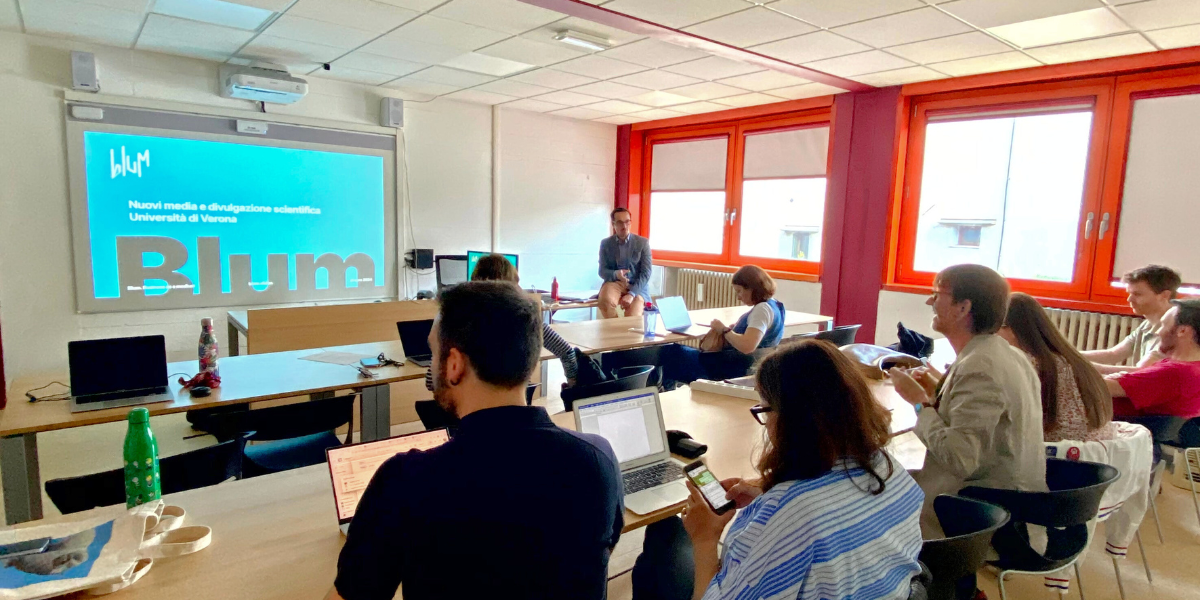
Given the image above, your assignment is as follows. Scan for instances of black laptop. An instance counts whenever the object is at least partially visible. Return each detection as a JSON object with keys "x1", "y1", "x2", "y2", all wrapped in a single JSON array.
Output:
[
  {"x1": 68, "y1": 335, "x2": 173, "y2": 413},
  {"x1": 397, "y1": 320, "x2": 435, "y2": 367}
]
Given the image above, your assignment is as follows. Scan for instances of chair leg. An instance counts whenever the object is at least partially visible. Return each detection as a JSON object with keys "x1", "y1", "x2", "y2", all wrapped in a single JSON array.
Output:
[
  {"x1": 1112, "y1": 557, "x2": 1126, "y2": 600},
  {"x1": 1188, "y1": 450, "x2": 1200, "y2": 530},
  {"x1": 1150, "y1": 464, "x2": 1166, "y2": 544},
  {"x1": 1136, "y1": 531, "x2": 1152, "y2": 584},
  {"x1": 1074, "y1": 563, "x2": 1086, "y2": 600},
  {"x1": 997, "y1": 570, "x2": 1008, "y2": 600},
  {"x1": 1149, "y1": 491, "x2": 1165, "y2": 544}
]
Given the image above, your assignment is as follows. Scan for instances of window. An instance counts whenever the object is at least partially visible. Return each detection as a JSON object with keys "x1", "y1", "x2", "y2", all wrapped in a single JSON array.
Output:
[
  {"x1": 738, "y1": 126, "x2": 828, "y2": 266},
  {"x1": 646, "y1": 135, "x2": 729, "y2": 255}
]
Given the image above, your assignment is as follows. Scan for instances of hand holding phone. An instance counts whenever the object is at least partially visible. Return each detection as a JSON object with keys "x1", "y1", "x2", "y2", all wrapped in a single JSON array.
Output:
[{"x1": 684, "y1": 460, "x2": 736, "y2": 515}]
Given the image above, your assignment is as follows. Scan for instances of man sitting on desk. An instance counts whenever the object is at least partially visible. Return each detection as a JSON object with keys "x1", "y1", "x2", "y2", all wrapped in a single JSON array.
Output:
[
  {"x1": 327, "y1": 282, "x2": 624, "y2": 600},
  {"x1": 1106, "y1": 299, "x2": 1200, "y2": 420},
  {"x1": 1083, "y1": 264, "x2": 1180, "y2": 374},
  {"x1": 598, "y1": 207, "x2": 652, "y2": 319}
]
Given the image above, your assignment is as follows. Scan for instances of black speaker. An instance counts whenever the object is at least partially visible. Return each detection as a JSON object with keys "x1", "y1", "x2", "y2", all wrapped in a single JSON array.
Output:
[{"x1": 406, "y1": 248, "x2": 433, "y2": 269}]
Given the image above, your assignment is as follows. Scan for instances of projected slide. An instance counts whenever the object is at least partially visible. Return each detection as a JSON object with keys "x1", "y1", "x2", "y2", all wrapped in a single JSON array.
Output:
[{"x1": 78, "y1": 131, "x2": 388, "y2": 310}]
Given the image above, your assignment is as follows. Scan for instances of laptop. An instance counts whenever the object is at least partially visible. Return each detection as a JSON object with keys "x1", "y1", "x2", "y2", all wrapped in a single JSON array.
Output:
[
  {"x1": 68, "y1": 336, "x2": 173, "y2": 413},
  {"x1": 326, "y1": 428, "x2": 450, "y2": 535},
  {"x1": 655, "y1": 296, "x2": 698, "y2": 334},
  {"x1": 397, "y1": 319, "x2": 435, "y2": 367},
  {"x1": 574, "y1": 388, "x2": 689, "y2": 515}
]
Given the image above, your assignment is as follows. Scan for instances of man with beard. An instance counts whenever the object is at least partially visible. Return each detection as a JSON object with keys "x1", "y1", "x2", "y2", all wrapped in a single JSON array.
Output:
[{"x1": 326, "y1": 282, "x2": 623, "y2": 600}]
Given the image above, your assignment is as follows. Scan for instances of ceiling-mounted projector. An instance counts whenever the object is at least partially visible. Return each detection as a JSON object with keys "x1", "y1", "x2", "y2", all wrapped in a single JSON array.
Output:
[{"x1": 219, "y1": 62, "x2": 308, "y2": 104}]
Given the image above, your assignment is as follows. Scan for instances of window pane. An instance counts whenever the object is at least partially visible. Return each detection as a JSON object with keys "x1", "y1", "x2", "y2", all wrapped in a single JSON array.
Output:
[
  {"x1": 912, "y1": 111, "x2": 1092, "y2": 282},
  {"x1": 648, "y1": 191, "x2": 726, "y2": 254},
  {"x1": 739, "y1": 178, "x2": 825, "y2": 261}
]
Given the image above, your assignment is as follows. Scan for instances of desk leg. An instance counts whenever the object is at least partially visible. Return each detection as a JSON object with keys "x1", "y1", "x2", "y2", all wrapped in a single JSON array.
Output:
[
  {"x1": 227, "y1": 320, "x2": 240, "y2": 357},
  {"x1": 821, "y1": 320, "x2": 834, "y2": 332},
  {"x1": 1, "y1": 434, "x2": 42, "y2": 524},
  {"x1": 360, "y1": 384, "x2": 391, "y2": 442},
  {"x1": 540, "y1": 361, "x2": 549, "y2": 398}
]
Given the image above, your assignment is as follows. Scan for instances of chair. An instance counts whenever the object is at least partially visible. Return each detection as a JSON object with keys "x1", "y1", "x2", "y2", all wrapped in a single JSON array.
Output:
[
  {"x1": 45, "y1": 438, "x2": 246, "y2": 514},
  {"x1": 205, "y1": 395, "x2": 355, "y2": 478},
  {"x1": 919, "y1": 495, "x2": 1010, "y2": 600},
  {"x1": 435, "y1": 254, "x2": 469, "y2": 291},
  {"x1": 561, "y1": 365, "x2": 657, "y2": 412},
  {"x1": 1161, "y1": 417, "x2": 1200, "y2": 529},
  {"x1": 600, "y1": 346, "x2": 664, "y2": 382},
  {"x1": 415, "y1": 384, "x2": 539, "y2": 432},
  {"x1": 959, "y1": 458, "x2": 1120, "y2": 600},
  {"x1": 1120, "y1": 415, "x2": 1185, "y2": 544},
  {"x1": 787, "y1": 324, "x2": 861, "y2": 347}
]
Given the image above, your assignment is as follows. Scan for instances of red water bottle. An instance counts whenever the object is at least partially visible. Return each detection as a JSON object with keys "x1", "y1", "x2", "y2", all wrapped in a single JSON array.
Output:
[{"x1": 551, "y1": 277, "x2": 559, "y2": 302}]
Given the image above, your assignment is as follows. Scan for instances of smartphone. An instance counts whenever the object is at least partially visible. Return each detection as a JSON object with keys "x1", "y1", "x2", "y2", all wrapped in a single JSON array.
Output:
[
  {"x1": 0, "y1": 538, "x2": 50, "y2": 558},
  {"x1": 360, "y1": 357, "x2": 383, "y2": 368},
  {"x1": 684, "y1": 460, "x2": 736, "y2": 515}
]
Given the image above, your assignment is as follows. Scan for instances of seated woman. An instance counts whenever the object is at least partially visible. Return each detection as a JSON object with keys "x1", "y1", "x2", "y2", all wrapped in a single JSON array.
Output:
[
  {"x1": 659, "y1": 265, "x2": 785, "y2": 387},
  {"x1": 999, "y1": 292, "x2": 1116, "y2": 442},
  {"x1": 424, "y1": 254, "x2": 578, "y2": 391},
  {"x1": 633, "y1": 340, "x2": 925, "y2": 600}
]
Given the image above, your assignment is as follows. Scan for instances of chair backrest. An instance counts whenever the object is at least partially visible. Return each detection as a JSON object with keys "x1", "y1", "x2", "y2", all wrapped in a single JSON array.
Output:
[
  {"x1": 788, "y1": 324, "x2": 862, "y2": 347},
  {"x1": 600, "y1": 346, "x2": 664, "y2": 378},
  {"x1": 45, "y1": 438, "x2": 246, "y2": 515},
  {"x1": 435, "y1": 255, "x2": 469, "y2": 290},
  {"x1": 919, "y1": 495, "x2": 1010, "y2": 600},
  {"x1": 960, "y1": 458, "x2": 1120, "y2": 528},
  {"x1": 1179, "y1": 417, "x2": 1200, "y2": 448},
  {"x1": 561, "y1": 365, "x2": 655, "y2": 412},
  {"x1": 525, "y1": 383, "x2": 539, "y2": 406},
  {"x1": 207, "y1": 395, "x2": 355, "y2": 443},
  {"x1": 416, "y1": 400, "x2": 456, "y2": 431}
]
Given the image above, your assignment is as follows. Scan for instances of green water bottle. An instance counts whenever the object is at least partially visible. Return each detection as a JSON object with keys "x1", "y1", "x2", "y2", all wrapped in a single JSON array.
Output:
[{"x1": 123, "y1": 407, "x2": 161, "y2": 507}]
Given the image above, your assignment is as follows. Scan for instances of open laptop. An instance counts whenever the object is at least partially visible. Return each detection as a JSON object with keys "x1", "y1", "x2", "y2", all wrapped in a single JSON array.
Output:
[
  {"x1": 68, "y1": 335, "x2": 173, "y2": 413},
  {"x1": 655, "y1": 296, "x2": 698, "y2": 334},
  {"x1": 326, "y1": 428, "x2": 450, "y2": 534},
  {"x1": 574, "y1": 388, "x2": 689, "y2": 515},
  {"x1": 396, "y1": 319, "x2": 434, "y2": 367}
]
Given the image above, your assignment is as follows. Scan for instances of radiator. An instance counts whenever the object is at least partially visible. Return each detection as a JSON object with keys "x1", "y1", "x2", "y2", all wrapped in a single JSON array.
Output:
[
  {"x1": 677, "y1": 269, "x2": 739, "y2": 310},
  {"x1": 1045, "y1": 308, "x2": 1143, "y2": 367}
]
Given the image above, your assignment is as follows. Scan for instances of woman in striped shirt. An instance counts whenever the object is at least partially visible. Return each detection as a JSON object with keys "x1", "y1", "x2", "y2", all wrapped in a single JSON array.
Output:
[{"x1": 633, "y1": 340, "x2": 925, "y2": 600}]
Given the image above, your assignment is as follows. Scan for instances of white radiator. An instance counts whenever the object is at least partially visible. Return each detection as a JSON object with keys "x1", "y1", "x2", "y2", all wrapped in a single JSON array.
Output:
[
  {"x1": 1045, "y1": 307, "x2": 1143, "y2": 367},
  {"x1": 678, "y1": 269, "x2": 739, "y2": 310}
]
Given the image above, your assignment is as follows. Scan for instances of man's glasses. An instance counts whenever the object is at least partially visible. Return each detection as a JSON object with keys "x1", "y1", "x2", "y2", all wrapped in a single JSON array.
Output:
[
  {"x1": 750, "y1": 404, "x2": 772, "y2": 425},
  {"x1": 614, "y1": 219, "x2": 631, "y2": 226}
]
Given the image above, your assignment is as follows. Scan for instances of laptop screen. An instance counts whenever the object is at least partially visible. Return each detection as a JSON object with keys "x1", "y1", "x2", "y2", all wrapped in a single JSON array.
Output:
[
  {"x1": 397, "y1": 319, "x2": 434, "y2": 358},
  {"x1": 656, "y1": 296, "x2": 692, "y2": 332},
  {"x1": 68, "y1": 336, "x2": 168, "y2": 397},
  {"x1": 575, "y1": 391, "x2": 666, "y2": 464},
  {"x1": 327, "y1": 429, "x2": 450, "y2": 522}
]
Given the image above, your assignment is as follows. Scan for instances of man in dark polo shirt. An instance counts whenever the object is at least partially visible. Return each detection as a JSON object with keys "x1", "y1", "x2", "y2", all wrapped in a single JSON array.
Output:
[{"x1": 326, "y1": 282, "x2": 624, "y2": 600}]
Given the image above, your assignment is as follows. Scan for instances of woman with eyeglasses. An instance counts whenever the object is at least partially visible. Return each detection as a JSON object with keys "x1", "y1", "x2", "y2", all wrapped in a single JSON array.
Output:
[{"x1": 632, "y1": 340, "x2": 926, "y2": 600}]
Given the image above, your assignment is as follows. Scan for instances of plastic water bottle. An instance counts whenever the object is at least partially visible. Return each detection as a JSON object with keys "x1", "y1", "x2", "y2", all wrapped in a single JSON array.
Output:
[
  {"x1": 551, "y1": 277, "x2": 559, "y2": 303},
  {"x1": 643, "y1": 302, "x2": 658, "y2": 337},
  {"x1": 199, "y1": 317, "x2": 219, "y2": 378},
  {"x1": 124, "y1": 407, "x2": 161, "y2": 507}
]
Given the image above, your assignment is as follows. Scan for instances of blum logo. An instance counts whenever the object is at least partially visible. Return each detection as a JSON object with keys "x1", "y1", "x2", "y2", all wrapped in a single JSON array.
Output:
[{"x1": 111, "y1": 147, "x2": 150, "y2": 178}]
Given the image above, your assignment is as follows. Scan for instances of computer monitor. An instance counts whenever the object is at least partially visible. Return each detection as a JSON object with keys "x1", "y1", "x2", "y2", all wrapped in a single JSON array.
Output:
[
  {"x1": 326, "y1": 429, "x2": 450, "y2": 525},
  {"x1": 465, "y1": 251, "x2": 518, "y2": 281},
  {"x1": 435, "y1": 255, "x2": 469, "y2": 290}
]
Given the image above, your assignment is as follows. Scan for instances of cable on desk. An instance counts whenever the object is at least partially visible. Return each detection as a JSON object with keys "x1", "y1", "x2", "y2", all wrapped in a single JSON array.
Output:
[{"x1": 25, "y1": 381, "x2": 70, "y2": 402}]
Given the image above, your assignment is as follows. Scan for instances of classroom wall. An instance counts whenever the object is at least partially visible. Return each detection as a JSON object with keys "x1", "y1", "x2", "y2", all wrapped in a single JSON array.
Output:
[
  {"x1": 875, "y1": 290, "x2": 940, "y2": 347},
  {"x1": 0, "y1": 30, "x2": 615, "y2": 385}
]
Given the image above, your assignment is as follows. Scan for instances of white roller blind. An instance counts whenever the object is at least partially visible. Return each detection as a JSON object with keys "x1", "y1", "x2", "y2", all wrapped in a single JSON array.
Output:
[
  {"x1": 743, "y1": 126, "x2": 829, "y2": 179},
  {"x1": 1113, "y1": 93, "x2": 1200, "y2": 283},
  {"x1": 651, "y1": 137, "x2": 728, "y2": 191}
]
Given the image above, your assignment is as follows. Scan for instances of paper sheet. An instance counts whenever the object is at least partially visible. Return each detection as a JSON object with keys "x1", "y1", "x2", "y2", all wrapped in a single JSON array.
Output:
[{"x1": 300, "y1": 351, "x2": 372, "y2": 365}]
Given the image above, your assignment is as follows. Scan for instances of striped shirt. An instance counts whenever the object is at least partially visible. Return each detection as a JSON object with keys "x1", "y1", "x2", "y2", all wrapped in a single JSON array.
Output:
[
  {"x1": 424, "y1": 323, "x2": 578, "y2": 391},
  {"x1": 702, "y1": 453, "x2": 924, "y2": 600}
]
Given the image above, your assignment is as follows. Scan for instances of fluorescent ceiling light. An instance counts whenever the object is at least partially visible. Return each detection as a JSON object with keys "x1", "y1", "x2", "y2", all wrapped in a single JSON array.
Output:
[
  {"x1": 442, "y1": 53, "x2": 535, "y2": 77},
  {"x1": 152, "y1": 0, "x2": 275, "y2": 31},
  {"x1": 987, "y1": 8, "x2": 1129, "y2": 49},
  {"x1": 554, "y1": 30, "x2": 613, "y2": 52}
]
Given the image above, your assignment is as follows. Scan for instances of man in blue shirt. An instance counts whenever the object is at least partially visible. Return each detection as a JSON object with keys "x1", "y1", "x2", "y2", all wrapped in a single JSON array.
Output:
[
  {"x1": 326, "y1": 282, "x2": 624, "y2": 600},
  {"x1": 598, "y1": 207, "x2": 653, "y2": 318}
]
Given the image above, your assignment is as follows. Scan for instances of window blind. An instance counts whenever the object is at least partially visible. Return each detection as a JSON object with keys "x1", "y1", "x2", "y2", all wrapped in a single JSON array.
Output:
[
  {"x1": 742, "y1": 126, "x2": 829, "y2": 179},
  {"x1": 650, "y1": 137, "x2": 728, "y2": 192}
]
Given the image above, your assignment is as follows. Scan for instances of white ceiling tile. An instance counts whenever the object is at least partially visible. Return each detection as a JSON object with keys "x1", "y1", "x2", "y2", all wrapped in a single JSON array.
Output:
[
  {"x1": 751, "y1": 31, "x2": 871, "y2": 64},
  {"x1": 627, "y1": 108, "x2": 686, "y2": 120},
  {"x1": 670, "y1": 101, "x2": 731, "y2": 115},
  {"x1": 477, "y1": 37, "x2": 587, "y2": 67},
  {"x1": 241, "y1": 35, "x2": 346, "y2": 66},
  {"x1": 386, "y1": 77, "x2": 462, "y2": 96},
  {"x1": 502, "y1": 98, "x2": 571, "y2": 113},
  {"x1": 662, "y1": 56, "x2": 763, "y2": 80},
  {"x1": 22, "y1": 0, "x2": 142, "y2": 47},
  {"x1": 136, "y1": 36, "x2": 236, "y2": 62},
  {"x1": 374, "y1": 0, "x2": 445, "y2": 11},
  {"x1": 626, "y1": 90, "x2": 695, "y2": 107},
  {"x1": 409, "y1": 65, "x2": 496, "y2": 87},
  {"x1": 713, "y1": 92, "x2": 788, "y2": 108},
  {"x1": 333, "y1": 52, "x2": 426, "y2": 77},
  {"x1": 803, "y1": 50, "x2": 915, "y2": 77},
  {"x1": 263, "y1": 15, "x2": 378, "y2": 50},
  {"x1": 226, "y1": 0, "x2": 294, "y2": 11},
  {"x1": 988, "y1": 8, "x2": 1130, "y2": 48},
  {"x1": 315, "y1": 67, "x2": 397, "y2": 85},
  {"x1": 600, "y1": 0, "x2": 749, "y2": 28},
  {"x1": 683, "y1": 7, "x2": 817, "y2": 47},
  {"x1": 599, "y1": 39, "x2": 710, "y2": 68},
  {"x1": 549, "y1": 106, "x2": 615, "y2": 120},
  {"x1": 938, "y1": 0, "x2": 1103, "y2": 29},
  {"x1": 362, "y1": 34, "x2": 467, "y2": 64},
  {"x1": 1025, "y1": 32, "x2": 1156, "y2": 64},
  {"x1": 473, "y1": 79, "x2": 556, "y2": 98},
  {"x1": 595, "y1": 115, "x2": 642, "y2": 125},
  {"x1": 527, "y1": 17, "x2": 646, "y2": 48},
  {"x1": 769, "y1": 0, "x2": 924, "y2": 29},
  {"x1": 153, "y1": 0, "x2": 273, "y2": 30},
  {"x1": 667, "y1": 81, "x2": 749, "y2": 100},
  {"x1": 443, "y1": 88, "x2": 519, "y2": 105},
  {"x1": 1116, "y1": 0, "x2": 1200, "y2": 32},
  {"x1": 570, "y1": 80, "x2": 651, "y2": 99},
  {"x1": 852, "y1": 65, "x2": 947, "y2": 86},
  {"x1": 716, "y1": 70, "x2": 811, "y2": 92},
  {"x1": 389, "y1": 15, "x2": 511, "y2": 51},
  {"x1": 0, "y1": 0, "x2": 19, "y2": 29},
  {"x1": 928, "y1": 50, "x2": 1041, "y2": 76},
  {"x1": 1146, "y1": 23, "x2": 1200, "y2": 49},
  {"x1": 430, "y1": 0, "x2": 565, "y2": 35},
  {"x1": 442, "y1": 53, "x2": 534, "y2": 77},
  {"x1": 286, "y1": 0, "x2": 420, "y2": 34},
  {"x1": 530, "y1": 89, "x2": 608, "y2": 106},
  {"x1": 508, "y1": 68, "x2": 598, "y2": 89},
  {"x1": 610, "y1": 70, "x2": 703, "y2": 90},
  {"x1": 833, "y1": 8, "x2": 974, "y2": 48},
  {"x1": 886, "y1": 31, "x2": 1012, "y2": 64},
  {"x1": 138, "y1": 14, "x2": 254, "y2": 53},
  {"x1": 585, "y1": 99, "x2": 653, "y2": 114},
  {"x1": 552, "y1": 55, "x2": 648, "y2": 79},
  {"x1": 767, "y1": 82, "x2": 847, "y2": 99}
]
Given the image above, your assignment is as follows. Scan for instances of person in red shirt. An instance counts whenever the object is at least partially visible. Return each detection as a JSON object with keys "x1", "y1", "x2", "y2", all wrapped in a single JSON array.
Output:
[{"x1": 1107, "y1": 299, "x2": 1200, "y2": 418}]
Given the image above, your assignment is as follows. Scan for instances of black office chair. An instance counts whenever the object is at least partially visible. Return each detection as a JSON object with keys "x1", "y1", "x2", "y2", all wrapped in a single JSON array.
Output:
[
  {"x1": 919, "y1": 495, "x2": 1010, "y2": 600},
  {"x1": 600, "y1": 346, "x2": 664, "y2": 383},
  {"x1": 45, "y1": 438, "x2": 246, "y2": 514},
  {"x1": 205, "y1": 395, "x2": 355, "y2": 478},
  {"x1": 959, "y1": 458, "x2": 1120, "y2": 600},
  {"x1": 1160, "y1": 417, "x2": 1200, "y2": 529},
  {"x1": 435, "y1": 254, "x2": 469, "y2": 291},
  {"x1": 787, "y1": 324, "x2": 862, "y2": 347},
  {"x1": 561, "y1": 365, "x2": 657, "y2": 412},
  {"x1": 415, "y1": 384, "x2": 540, "y2": 433}
]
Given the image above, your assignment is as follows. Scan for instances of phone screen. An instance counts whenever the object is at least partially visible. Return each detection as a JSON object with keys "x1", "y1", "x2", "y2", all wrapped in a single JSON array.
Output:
[{"x1": 686, "y1": 462, "x2": 734, "y2": 514}]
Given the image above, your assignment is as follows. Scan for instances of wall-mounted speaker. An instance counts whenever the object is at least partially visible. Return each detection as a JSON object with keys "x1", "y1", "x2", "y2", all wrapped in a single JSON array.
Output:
[
  {"x1": 71, "y1": 51, "x2": 100, "y2": 93},
  {"x1": 380, "y1": 97, "x2": 404, "y2": 128}
]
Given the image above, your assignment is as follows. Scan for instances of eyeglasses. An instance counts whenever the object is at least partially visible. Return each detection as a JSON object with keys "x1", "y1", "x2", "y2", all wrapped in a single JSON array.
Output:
[
  {"x1": 613, "y1": 219, "x2": 631, "y2": 226},
  {"x1": 750, "y1": 404, "x2": 772, "y2": 425}
]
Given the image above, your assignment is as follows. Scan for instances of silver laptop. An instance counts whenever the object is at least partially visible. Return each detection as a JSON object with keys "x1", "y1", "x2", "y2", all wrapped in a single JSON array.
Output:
[
  {"x1": 68, "y1": 336, "x2": 173, "y2": 413},
  {"x1": 655, "y1": 296, "x2": 697, "y2": 334},
  {"x1": 574, "y1": 388, "x2": 689, "y2": 515}
]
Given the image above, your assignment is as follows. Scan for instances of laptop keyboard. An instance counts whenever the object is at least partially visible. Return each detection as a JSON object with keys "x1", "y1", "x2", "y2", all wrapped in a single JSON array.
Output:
[{"x1": 623, "y1": 462, "x2": 685, "y2": 496}]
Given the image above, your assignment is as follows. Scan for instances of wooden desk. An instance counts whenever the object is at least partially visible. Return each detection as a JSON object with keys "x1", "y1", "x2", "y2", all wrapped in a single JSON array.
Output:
[
  {"x1": 227, "y1": 310, "x2": 248, "y2": 356},
  {"x1": 551, "y1": 316, "x2": 691, "y2": 354},
  {"x1": 689, "y1": 306, "x2": 833, "y2": 332}
]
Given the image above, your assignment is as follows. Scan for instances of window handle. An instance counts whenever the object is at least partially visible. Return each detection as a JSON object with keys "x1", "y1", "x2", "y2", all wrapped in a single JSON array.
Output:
[
  {"x1": 728, "y1": 209, "x2": 737, "y2": 225},
  {"x1": 1099, "y1": 212, "x2": 1111, "y2": 240},
  {"x1": 1084, "y1": 212, "x2": 1095, "y2": 239}
]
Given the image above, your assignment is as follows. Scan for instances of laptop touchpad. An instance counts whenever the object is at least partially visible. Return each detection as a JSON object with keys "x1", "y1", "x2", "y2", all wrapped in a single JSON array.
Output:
[{"x1": 626, "y1": 482, "x2": 690, "y2": 515}]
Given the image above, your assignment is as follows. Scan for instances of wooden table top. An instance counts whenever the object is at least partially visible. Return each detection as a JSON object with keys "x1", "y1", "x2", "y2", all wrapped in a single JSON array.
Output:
[
  {"x1": 550, "y1": 316, "x2": 694, "y2": 353},
  {"x1": 227, "y1": 310, "x2": 249, "y2": 334},
  {"x1": 689, "y1": 306, "x2": 833, "y2": 330}
]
